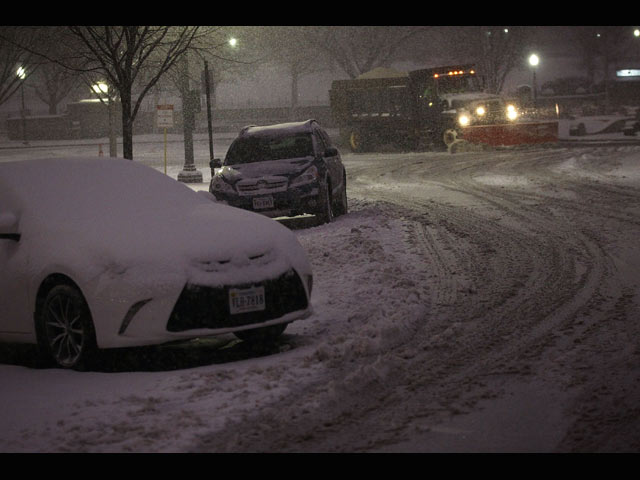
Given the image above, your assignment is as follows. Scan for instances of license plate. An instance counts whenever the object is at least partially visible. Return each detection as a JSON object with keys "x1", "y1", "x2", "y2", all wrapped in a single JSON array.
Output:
[
  {"x1": 253, "y1": 196, "x2": 274, "y2": 209},
  {"x1": 229, "y1": 286, "x2": 266, "y2": 314}
]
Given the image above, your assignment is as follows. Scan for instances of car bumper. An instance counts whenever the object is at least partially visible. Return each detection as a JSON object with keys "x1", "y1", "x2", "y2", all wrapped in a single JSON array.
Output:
[
  {"x1": 85, "y1": 264, "x2": 313, "y2": 349},
  {"x1": 212, "y1": 184, "x2": 320, "y2": 217}
]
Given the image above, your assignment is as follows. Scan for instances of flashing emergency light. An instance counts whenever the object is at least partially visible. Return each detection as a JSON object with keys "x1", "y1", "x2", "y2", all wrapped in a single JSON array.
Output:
[{"x1": 434, "y1": 68, "x2": 475, "y2": 78}]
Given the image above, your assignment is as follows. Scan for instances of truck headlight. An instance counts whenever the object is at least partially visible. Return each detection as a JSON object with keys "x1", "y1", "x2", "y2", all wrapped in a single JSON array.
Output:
[
  {"x1": 458, "y1": 114, "x2": 470, "y2": 127},
  {"x1": 506, "y1": 104, "x2": 518, "y2": 121},
  {"x1": 290, "y1": 165, "x2": 319, "y2": 187},
  {"x1": 211, "y1": 176, "x2": 236, "y2": 194},
  {"x1": 475, "y1": 106, "x2": 486, "y2": 116}
]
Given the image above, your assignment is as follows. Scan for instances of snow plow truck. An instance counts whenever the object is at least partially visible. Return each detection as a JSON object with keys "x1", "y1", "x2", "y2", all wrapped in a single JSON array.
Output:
[{"x1": 329, "y1": 64, "x2": 558, "y2": 152}]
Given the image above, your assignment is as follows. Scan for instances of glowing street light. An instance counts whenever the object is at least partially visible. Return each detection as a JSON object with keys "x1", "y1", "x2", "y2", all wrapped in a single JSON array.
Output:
[
  {"x1": 92, "y1": 82, "x2": 109, "y2": 95},
  {"x1": 528, "y1": 53, "x2": 540, "y2": 108},
  {"x1": 204, "y1": 37, "x2": 239, "y2": 165},
  {"x1": 16, "y1": 66, "x2": 28, "y2": 144},
  {"x1": 92, "y1": 81, "x2": 117, "y2": 157}
]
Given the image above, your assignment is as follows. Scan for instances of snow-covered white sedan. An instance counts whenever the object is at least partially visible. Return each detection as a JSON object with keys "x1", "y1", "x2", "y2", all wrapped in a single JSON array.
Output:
[{"x1": 0, "y1": 157, "x2": 313, "y2": 369}]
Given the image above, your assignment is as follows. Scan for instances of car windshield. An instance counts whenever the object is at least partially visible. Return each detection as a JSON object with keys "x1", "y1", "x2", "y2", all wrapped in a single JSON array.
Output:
[{"x1": 225, "y1": 133, "x2": 314, "y2": 165}]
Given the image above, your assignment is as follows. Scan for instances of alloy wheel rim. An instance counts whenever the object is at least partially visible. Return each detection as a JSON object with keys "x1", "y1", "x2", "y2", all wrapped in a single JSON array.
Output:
[{"x1": 45, "y1": 293, "x2": 85, "y2": 367}]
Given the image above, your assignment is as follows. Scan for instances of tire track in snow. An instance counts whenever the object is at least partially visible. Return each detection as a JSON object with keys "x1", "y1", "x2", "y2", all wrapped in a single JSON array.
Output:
[{"x1": 333, "y1": 148, "x2": 619, "y2": 451}]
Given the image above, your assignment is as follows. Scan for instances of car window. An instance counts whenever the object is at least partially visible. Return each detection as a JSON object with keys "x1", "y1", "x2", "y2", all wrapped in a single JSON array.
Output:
[
  {"x1": 317, "y1": 128, "x2": 332, "y2": 148},
  {"x1": 225, "y1": 133, "x2": 314, "y2": 165},
  {"x1": 314, "y1": 131, "x2": 327, "y2": 153}
]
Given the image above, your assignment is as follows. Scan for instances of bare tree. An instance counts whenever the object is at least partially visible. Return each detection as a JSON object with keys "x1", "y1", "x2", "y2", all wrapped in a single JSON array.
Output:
[
  {"x1": 19, "y1": 27, "x2": 84, "y2": 115},
  {"x1": 305, "y1": 26, "x2": 428, "y2": 79},
  {"x1": 573, "y1": 27, "x2": 601, "y2": 88},
  {"x1": 259, "y1": 26, "x2": 329, "y2": 118},
  {"x1": 453, "y1": 26, "x2": 530, "y2": 94},
  {"x1": 0, "y1": 27, "x2": 41, "y2": 106},
  {"x1": 62, "y1": 26, "x2": 203, "y2": 160},
  {"x1": 573, "y1": 26, "x2": 637, "y2": 106},
  {"x1": 193, "y1": 26, "x2": 262, "y2": 110},
  {"x1": 29, "y1": 61, "x2": 80, "y2": 115},
  {"x1": 158, "y1": 27, "x2": 259, "y2": 175}
]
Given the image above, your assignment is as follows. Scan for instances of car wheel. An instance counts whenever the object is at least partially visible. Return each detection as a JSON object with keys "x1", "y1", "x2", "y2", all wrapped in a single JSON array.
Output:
[
  {"x1": 334, "y1": 174, "x2": 348, "y2": 217},
  {"x1": 39, "y1": 284, "x2": 97, "y2": 369},
  {"x1": 317, "y1": 181, "x2": 334, "y2": 225},
  {"x1": 234, "y1": 323, "x2": 287, "y2": 343},
  {"x1": 443, "y1": 128, "x2": 458, "y2": 146},
  {"x1": 349, "y1": 129, "x2": 367, "y2": 152}
]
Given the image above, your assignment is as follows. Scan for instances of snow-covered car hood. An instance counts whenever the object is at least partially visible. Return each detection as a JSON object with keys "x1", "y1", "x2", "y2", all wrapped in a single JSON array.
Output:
[
  {"x1": 218, "y1": 157, "x2": 314, "y2": 183},
  {"x1": 0, "y1": 157, "x2": 311, "y2": 288}
]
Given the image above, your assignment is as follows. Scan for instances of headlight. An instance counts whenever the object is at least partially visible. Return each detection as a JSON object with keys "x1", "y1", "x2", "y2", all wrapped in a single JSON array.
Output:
[
  {"x1": 475, "y1": 106, "x2": 486, "y2": 116},
  {"x1": 506, "y1": 104, "x2": 518, "y2": 121},
  {"x1": 458, "y1": 114, "x2": 470, "y2": 127},
  {"x1": 210, "y1": 175, "x2": 236, "y2": 194},
  {"x1": 290, "y1": 165, "x2": 319, "y2": 187}
]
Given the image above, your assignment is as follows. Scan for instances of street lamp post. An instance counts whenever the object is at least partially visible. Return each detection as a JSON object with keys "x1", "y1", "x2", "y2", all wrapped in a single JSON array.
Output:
[
  {"x1": 17, "y1": 66, "x2": 28, "y2": 145},
  {"x1": 204, "y1": 60, "x2": 214, "y2": 162},
  {"x1": 203, "y1": 37, "x2": 237, "y2": 167},
  {"x1": 178, "y1": 54, "x2": 203, "y2": 183},
  {"x1": 93, "y1": 82, "x2": 117, "y2": 157},
  {"x1": 528, "y1": 54, "x2": 540, "y2": 109}
]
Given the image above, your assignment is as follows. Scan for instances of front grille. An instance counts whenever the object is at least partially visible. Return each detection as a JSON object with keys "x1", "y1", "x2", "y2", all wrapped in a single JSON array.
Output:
[
  {"x1": 166, "y1": 269, "x2": 308, "y2": 332},
  {"x1": 483, "y1": 101, "x2": 506, "y2": 123},
  {"x1": 237, "y1": 179, "x2": 288, "y2": 196}
]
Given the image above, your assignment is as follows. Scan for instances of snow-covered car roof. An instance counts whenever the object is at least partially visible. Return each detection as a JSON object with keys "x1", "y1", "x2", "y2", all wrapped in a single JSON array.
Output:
[
  {"x1": 0, "y1": 157, "x2": 308, "y2": 287},
  {"x1": 239, "y1": 120, "x2": 319, "y2": 138}
]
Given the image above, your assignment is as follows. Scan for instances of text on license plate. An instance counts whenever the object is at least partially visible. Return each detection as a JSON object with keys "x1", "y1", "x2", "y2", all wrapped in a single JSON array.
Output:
[
  {"x1": 253, "y1": 196, "x2": 274, "y2": 209},
  {"x1": 229, "y1": 286, "x2": 266, "y2": 314}
]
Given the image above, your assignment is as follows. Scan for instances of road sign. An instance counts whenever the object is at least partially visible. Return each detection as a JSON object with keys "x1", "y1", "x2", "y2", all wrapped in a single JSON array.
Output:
[{"x1": 157, "y1": 104, "x2": 174, "y2": 128}]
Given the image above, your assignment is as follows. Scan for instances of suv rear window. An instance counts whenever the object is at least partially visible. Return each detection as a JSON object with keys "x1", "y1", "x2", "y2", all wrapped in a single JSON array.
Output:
[{"x1": 225, "y1": 133, "x2": 314, "y2": 165}]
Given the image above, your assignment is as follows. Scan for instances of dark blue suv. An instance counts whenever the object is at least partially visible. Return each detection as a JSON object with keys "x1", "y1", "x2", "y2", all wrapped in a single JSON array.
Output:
[{"x1": 209, "y1": 120, "x2": 347, "y2": 224}]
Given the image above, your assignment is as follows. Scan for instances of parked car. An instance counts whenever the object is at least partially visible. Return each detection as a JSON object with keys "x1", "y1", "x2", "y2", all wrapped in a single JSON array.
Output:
[
  {"x1": 0, "y1": 157, "x2": 313, "y2": 369},
  {"x1": 209, "y1": 120, "x2": 347, "y2": 224}
]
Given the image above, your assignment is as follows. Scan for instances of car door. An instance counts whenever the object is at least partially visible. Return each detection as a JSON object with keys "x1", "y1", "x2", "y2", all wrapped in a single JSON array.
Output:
[
  {"x1": 315, "y1": 129, "x2": 343, "y2": 196},
  {"x1": 0, "y1": 198, "x2": 33, "y2": 334}
]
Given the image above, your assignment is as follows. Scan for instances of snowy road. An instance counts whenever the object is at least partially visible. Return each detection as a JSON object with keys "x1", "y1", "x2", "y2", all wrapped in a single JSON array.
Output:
[
  {"x1": 329, "y1": 146, "x2": 640, "y2": 452},
  {"x1": 1, "y1": 143, "x2": 640, "y2": 452},
  {"x1": 187, "y1": 145, "x2": 640, "y2": 453}
]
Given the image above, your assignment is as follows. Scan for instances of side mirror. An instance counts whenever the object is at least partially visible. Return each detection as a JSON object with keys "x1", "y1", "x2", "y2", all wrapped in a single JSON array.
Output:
[
  {"x1": 210, "y1": 158, "x2": 222, "y2": 169},
  {"x1": 324, "y1": 147, "x2": 339, "y2": 158},
  {"x1": 0, "y1": 212, "x2": 20, "y2": 242}
]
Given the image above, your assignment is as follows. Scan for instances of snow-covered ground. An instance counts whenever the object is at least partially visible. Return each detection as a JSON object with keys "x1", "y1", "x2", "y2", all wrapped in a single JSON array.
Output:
[{"x1": 1, "y1": 120, "x2": 639, "y2": 452}]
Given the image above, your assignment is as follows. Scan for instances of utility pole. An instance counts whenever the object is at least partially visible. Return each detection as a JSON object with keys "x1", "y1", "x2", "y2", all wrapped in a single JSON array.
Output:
[
  {"x1": 177, "y1": 54, "x2": 203, "y2": 183},
  {"x1": 108, "y1": 90, "x2": 117, "y2": 157},
  {"x1": 204, "y1": 60, "x2": 214, "y2": 161},
  {"x1": 20, "y1": 82, "x2": 28, "y2": 145},
  {"x1": 17, "y1": 66, "x2": 28, "y2": 145}
]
